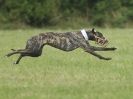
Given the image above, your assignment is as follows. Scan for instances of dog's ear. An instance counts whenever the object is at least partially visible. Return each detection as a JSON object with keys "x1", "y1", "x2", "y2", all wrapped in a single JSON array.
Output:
[{"x1": 92, "y1": 28, "x2": 96, "y2": 34}]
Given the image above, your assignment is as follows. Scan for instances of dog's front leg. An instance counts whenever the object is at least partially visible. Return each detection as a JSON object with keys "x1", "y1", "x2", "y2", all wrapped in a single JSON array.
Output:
[
  {"x1": 79, "y1": 40, "x2": 111, "y2": 60},
  {"x1": 80, "y1": 43, "x2": 111, "y2": 60},
  {"x1": 85, "y1": 49, "x2": 111, "y2": 60},
  {"x1": 90, "y1": 46, "x2": 117, "y2": 51}
]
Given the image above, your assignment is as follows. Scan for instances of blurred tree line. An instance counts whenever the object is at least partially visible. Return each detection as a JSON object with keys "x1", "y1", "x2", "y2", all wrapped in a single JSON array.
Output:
[{"x1": 0, "y1": 0, "x2": 133, "y2": 28}]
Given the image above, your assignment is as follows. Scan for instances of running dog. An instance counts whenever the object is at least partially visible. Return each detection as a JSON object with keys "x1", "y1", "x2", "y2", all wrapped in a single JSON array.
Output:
[{"x1": 6, "y1": 28, "x2": 116, "y2": 64}]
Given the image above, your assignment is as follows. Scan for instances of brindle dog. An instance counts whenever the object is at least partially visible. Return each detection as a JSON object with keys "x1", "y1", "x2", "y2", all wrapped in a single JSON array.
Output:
[{"x1": 6, "y1": 28, "x2": 116, "y2": 64}]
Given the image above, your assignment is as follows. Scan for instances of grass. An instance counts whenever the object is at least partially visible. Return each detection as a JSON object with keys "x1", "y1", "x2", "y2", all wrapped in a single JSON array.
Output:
[{"x1": 0, "y1": 28, "x2": 133, "y2": 99}]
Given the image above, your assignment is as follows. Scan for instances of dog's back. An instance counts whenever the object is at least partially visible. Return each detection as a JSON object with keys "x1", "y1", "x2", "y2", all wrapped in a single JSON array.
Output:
[{"x1": 29, "y1": 32, "x2": 79, "y2": 51}]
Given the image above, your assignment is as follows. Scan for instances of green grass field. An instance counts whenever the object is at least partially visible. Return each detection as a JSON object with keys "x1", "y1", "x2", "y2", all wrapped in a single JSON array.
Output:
[{"x1": 0, "y1": 29, "x2": 133, "y2": 99}]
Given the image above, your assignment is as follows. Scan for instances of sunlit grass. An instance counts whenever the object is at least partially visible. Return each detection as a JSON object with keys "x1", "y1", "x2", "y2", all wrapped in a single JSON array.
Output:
[{"x1": 0, "y1": 29, "x2": 133, "y2": 99}]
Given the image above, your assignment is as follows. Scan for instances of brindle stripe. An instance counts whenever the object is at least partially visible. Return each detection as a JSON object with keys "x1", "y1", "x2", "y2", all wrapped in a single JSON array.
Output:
[{"x1": 32, "y1": 31, "x2": 89, "y2": 51}]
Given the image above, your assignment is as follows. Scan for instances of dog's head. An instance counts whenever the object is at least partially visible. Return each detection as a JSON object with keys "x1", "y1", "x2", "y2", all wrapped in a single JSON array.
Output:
[{"x1": 87, "y1": 28, "x2": 108, "y2": 47}]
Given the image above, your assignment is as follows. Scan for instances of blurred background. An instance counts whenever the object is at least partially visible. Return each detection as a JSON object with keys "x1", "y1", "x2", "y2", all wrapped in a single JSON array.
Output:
[{"x1": 0, "y1": 0, "x2": 133, "y2": 29}]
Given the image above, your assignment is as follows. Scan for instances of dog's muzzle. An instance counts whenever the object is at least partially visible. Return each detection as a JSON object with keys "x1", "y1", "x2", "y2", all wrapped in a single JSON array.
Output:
[{"x1": 94, "y1": 36, "x2": 108, "y2": 47}]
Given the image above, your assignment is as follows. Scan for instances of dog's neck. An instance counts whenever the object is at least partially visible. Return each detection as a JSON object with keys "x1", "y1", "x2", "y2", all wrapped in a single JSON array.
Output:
[
  {"x1": 87, "y1": 32, "x2": 95, "y2": 41},
  {"x1": 80, "y1": 29, "x2": 95, "y2": 41}
]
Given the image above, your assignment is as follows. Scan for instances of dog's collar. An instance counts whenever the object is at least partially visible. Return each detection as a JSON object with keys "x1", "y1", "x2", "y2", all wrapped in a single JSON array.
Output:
[{"x1": 81, "y1": 29, "x2": 88, "y2": 40}]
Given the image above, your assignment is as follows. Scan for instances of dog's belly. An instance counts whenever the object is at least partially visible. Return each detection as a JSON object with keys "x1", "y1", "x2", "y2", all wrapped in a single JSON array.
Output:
[{"x1": 47, "y1": 37, "x2": 78, "y2": 51}]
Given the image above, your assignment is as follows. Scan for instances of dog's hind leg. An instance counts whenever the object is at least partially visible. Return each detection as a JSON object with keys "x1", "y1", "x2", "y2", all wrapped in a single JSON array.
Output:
[
  {"x1": 11, "y1": 49, "x2": 26, "y2": 51},
  {"x1": 6, "y1": 51, "x2": 20, "y2": 57},
  {"x1": 6, "y1": 49, "x2": 30, "y2": 57},
  {"x1": 14, "y1": 55, "x2": 23, "y2": 64},
  {"x1": 7, "y1": 49, "x2": 34, "y2": 64}
]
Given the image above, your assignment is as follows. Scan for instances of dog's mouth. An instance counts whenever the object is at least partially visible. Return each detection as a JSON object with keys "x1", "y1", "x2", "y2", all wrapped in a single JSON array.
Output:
[{"x1": 94, "y1": 35, "x2": 108, "y2": 47}]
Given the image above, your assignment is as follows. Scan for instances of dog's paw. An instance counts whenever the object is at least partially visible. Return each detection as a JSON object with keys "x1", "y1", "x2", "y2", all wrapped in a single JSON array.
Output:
[
  {"x1": 11, "y1": 49, "x2": 16, "y2": 51},
  {"x1": 5, "y1": 54, "x2": 10, "y2": 57},
  {"x1": 13, "y1": 62, "x2": 18, "y2": 65},
  {"x1": 103, "y1": 57, "x2": 112, "y2": 60},
  {"x1": 99, "y1": 57, "x2": 112, "y2": 60},
  {"x1": 112, "y1": 47, "x2": 117, "y2": 50},
  {"x1": 106, "y1": 57, "x2": 112, "y2": 60},
  {"x1": 13, "y1": 62, "x2": 16, "y2": 64}
]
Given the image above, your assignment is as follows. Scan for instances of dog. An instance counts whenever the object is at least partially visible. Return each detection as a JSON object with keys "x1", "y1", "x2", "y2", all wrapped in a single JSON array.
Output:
[{"x1": 6, "y1": 28, "x2": 116, "y2": 64}]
